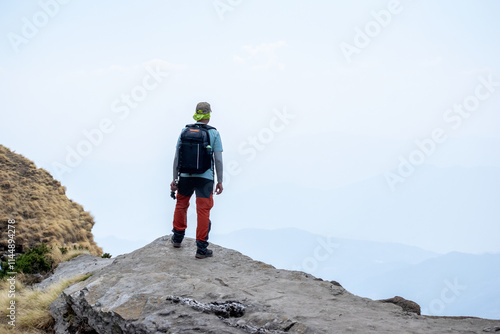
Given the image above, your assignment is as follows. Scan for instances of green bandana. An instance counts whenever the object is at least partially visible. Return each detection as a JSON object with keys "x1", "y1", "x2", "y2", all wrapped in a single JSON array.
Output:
[{"x1": 193, "y1": 110, "x2": 211, "y2": 121}]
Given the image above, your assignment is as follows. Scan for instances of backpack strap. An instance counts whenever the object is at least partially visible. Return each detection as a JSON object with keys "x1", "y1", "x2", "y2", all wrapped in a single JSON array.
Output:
[{"x1": 185, "y1": 124, "x2": 217, "y2": 131}]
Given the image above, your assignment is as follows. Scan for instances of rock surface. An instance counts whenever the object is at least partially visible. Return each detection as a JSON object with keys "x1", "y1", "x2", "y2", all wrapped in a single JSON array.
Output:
[
  {"x1": 37, "y1": 254, "x2": 114, "y2": 290},
  {"x1": 50, "y1": 236, "x2": 500, "y2": 333}
]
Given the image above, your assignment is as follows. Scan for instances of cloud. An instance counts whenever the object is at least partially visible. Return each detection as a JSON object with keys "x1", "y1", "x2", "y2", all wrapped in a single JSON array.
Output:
[
  {"x1": 89, "y1": 64, "x2": 129, "y2": 76},
  {"x1": 460, "y1": 67, "x2": 494, "y2": 75},
  {"x1": 142, "y1": 59, "x2": 186, "y2": 72},
  {"x1": 72, "y1": 59, "x2": 185, "y2": 77},
  {"x1": 234, "y1": 41, "x2": 287, "y2": 71},
  {"x1": 420, "y1": 57, "x2": 443, "y2": 68},
  {"x1": 333, "y1": 60, "x2": 378, "y2": 74}
]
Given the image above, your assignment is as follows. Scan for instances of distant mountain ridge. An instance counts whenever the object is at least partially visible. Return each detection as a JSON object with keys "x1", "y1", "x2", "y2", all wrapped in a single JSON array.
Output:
[
  {"x1": 211, "y1": 228, "x2": 500, "y2": 319},
  {"x1": 355, "y1": 251, "x2": 500, "y2": 319},
  {"x1": 217, "y1": 164, "x2": 500, "y2": 255}
]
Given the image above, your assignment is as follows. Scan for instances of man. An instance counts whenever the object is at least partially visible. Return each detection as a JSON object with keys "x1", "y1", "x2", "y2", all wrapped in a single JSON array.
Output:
[{"x1": 170, "y1": 102, "x2": 223, "y2": 259}]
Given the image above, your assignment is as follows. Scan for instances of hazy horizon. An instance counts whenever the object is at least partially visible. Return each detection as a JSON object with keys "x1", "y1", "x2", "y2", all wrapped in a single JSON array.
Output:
[{"x1": 1, "y1": 1, "x2": 500, "y2": 255}]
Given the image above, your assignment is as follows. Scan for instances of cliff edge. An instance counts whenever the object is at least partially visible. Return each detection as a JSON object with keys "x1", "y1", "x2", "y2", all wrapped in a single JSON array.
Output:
[{"x1": 49, "y1": 236, "x2": 500, "y2": 333}]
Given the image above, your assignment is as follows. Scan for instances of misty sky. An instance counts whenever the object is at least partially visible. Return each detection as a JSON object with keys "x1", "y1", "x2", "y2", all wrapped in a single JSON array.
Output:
[{"x1": 1, "y1": 0, "x2": 499, "y2": 255}]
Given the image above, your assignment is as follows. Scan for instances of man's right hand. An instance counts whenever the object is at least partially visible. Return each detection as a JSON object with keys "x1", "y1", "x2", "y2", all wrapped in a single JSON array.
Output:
[{"x1": 170, "y1": 181, "x2": 178, "y2": 192}]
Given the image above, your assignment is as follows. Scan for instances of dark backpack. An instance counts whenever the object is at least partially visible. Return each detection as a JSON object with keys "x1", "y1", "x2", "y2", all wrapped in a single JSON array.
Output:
[{"x1": 178, "y1": 124, "x2": 216, "y2": 175}]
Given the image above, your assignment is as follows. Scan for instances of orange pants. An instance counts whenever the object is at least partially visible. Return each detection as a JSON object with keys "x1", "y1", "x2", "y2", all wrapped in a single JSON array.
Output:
[{"x1": 172, "y1": 177, "x2": 214, "y2": 242}]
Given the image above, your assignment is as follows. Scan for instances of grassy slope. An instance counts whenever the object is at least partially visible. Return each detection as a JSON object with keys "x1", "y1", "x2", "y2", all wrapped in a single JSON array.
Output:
[
  {"x1": 0, "y1": 273, "x2": 92, "y2": 333},
  {"x1": 0, "y1": 144, "x2": 102, "y2": 256}
]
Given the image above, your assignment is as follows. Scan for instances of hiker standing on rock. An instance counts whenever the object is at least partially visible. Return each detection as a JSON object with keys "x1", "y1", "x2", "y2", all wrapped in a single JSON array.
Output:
[{"x1": 170, "y1": 102, "x2": 223, "y2": 259}]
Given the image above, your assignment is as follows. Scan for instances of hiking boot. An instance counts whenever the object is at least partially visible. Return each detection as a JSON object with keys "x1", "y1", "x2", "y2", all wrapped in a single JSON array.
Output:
[
  {"x1": 171, "y1": 229, "x2": 185, "y2": 248},
  {"x1": 195, "y1": 249, "x2": 213, "y2": 259},
  {"x1": 171, "y1": 236, "x2": 182, "y2": 248}
]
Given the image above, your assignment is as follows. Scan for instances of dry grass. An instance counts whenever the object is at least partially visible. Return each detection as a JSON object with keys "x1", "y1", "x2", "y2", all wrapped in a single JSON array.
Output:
[
  {"x1": 0, "y1": 274, "x2": 91, "y2": 333},
  {"x1": 0, "y1": 145, "x2": 102, "y2": 256},
  {"x1": 48, "y1": 246, "x2": 92, "y2": 267}
]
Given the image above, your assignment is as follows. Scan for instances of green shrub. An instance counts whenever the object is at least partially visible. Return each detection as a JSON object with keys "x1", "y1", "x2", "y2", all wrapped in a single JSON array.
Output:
[
  {"x1": 59, "y1": 247, "x2": 68, "y2": 254},
  {"x1": 14, "y1": 243, "x2": 53, "y2": 274},
  {"x1": 102, "y1": 253, "x2": 112, "y2": 259}
]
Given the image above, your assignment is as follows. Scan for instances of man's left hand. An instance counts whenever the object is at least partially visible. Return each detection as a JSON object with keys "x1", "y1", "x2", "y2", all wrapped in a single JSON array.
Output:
[{"x1": 215, "y1": 183, "x2": 223, "y2": 195}]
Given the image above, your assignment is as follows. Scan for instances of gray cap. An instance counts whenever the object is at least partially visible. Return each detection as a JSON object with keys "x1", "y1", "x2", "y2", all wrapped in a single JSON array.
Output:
[{"x1": 196, "y1": 102, "x2": 212, "y2": 114}]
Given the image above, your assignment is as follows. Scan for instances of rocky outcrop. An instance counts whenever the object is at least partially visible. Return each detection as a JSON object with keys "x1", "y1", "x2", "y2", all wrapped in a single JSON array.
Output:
[
  {"x1": 379, "y1": 296, "x2": 421, "y2": 315},
  {"x1": 0, "y1": 145, "x2": 102, "y2": 256},
  {"x1": 48, "y1": 236, "x2": 500, "y2": 333}
]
